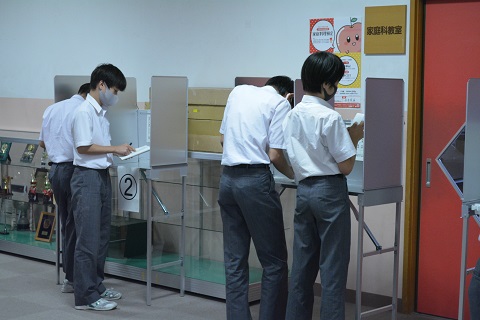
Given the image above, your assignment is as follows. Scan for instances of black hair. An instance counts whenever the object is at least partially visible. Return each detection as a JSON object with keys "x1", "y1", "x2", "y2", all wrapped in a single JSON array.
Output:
[
  {"x1": 90, "y1": 63, "x2": 127, "y2": 91},
  {"x1": 77, "y1": 83, "x2": 90, "y2": 95},
  {"x1": 265, "y1": 76, "x2": 294, "y2": 97},
  {"x1": 301, "y1": 52, "x2": 345, "y2": 94}
]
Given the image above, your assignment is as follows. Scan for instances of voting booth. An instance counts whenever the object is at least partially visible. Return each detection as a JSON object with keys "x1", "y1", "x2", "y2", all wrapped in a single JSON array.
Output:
[
  {"x1": 353, "y1": 78, "x2": 404, "y2": 320},
  {"x1": 143, "y1": 76, "x2": 188, "y2": 305},
  {"x1": 253, "y1": 76, "x2": 404, "y2": 320},
  {"x1": 456, "y1": 79, "x2": 480, "y2": 319}
]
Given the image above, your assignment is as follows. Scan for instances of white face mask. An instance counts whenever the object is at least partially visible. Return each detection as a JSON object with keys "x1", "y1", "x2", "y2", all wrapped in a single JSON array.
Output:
[{"x1": 99, "y1": 83, "x2": 119, "y2": 107}]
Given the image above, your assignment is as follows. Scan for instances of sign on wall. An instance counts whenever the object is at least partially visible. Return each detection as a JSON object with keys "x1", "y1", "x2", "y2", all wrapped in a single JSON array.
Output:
[
  {"x1": 309, "y1": 16, "x2": 362, "y2": 108},
  {"x1": 364, "y1": 5, "x2": 407, "y2": 54}
]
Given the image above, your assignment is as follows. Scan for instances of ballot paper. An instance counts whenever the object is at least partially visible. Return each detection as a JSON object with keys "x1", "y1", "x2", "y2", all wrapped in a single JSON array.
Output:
[
  {"x1": 119, "y1": 145, "x2": 150, "y2": 160},
  {"x1": 350, "y1": 113, "x2": 364, "y2": 126},
  {"x1": 349, "y1": 113, "x2": 365, "y2": 161}
]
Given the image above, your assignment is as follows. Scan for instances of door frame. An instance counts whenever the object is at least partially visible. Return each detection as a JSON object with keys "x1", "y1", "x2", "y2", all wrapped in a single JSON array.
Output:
[{"x1": 402, "y1": 0, "x2": 424, "y2": 313}]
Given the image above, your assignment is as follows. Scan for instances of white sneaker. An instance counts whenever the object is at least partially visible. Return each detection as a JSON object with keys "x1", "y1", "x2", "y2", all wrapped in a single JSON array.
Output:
[
  {"x1": 75, "y1": 298, "x2": 117, "y2": 311},
  {"x1": 61, "y1": 279, "x2": 74, "y2": 293},
  {"x1": 100, "y1": 288, "x2": 122, "y2": 300}
]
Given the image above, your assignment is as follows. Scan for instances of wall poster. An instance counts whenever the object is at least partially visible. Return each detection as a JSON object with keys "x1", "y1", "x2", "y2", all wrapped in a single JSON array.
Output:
[{"x1": 309, "y1": 17, "x2": 362, "y2": 109}]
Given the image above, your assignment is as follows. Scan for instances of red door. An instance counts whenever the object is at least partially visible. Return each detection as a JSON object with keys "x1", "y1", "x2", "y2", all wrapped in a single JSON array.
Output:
[{"x1": 417, "y1": 1, "x2": 480, "y2": 318}]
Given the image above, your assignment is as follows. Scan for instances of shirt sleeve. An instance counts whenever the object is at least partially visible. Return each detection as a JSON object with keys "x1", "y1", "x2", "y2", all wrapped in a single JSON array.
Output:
[
  {"x1": 72, "y1": 109, "x2": 93, "y2": 148},
  {"x1": 268, "y1": 100, "x2": 290, "y2": 149},
  {"x1": 323, "y1": 113, "x2": 356, "y2": 163}
]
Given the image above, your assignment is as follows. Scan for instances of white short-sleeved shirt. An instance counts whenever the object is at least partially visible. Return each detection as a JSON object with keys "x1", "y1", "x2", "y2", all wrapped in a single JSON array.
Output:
[
  {"x1": 220, "y1": 85, "x2": 290, "y2": 166},
  {"x1": 282, "y1": 95, "x2": 356, "y2": 182},
  {"x1": 72, "y1": 94, "x2": 113, "y2": 169},
  {"x1": 39, "y1": 94, "x2": 84, "y2": 163}
]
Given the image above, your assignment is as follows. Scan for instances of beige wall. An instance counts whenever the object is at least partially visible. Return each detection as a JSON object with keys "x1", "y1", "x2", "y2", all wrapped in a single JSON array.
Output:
[{"x1": 0, "y1": 98, "x2": 52, "y2": 133}]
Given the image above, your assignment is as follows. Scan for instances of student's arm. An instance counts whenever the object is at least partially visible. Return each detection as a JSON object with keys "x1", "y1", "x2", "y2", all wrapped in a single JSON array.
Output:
[
  {"x1": 269, "y1": 148, "x2": 294, "y2": 179},
  {"x1": 337, "y1": 122, "x2": 364, "y2": 175},
  {"x1": 77, "y1": 143, "x2": 134, "y2": 157},
  {"x1": 39, "y1": 141, "x2": 45, "y2": 149}
]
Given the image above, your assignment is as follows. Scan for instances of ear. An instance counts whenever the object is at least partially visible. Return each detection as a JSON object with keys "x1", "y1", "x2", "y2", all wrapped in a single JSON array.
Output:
[{"x1": 97, "y1": 81, "x2": 105, "y2": 91}]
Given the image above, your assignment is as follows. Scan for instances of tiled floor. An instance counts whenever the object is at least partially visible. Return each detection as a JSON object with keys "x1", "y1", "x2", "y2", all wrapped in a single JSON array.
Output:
[{"x1": 0, "y1": 252, "x2": 448, "y2": 320}]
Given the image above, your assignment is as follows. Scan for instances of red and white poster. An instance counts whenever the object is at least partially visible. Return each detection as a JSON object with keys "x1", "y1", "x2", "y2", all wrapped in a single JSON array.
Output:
[{"x1": 310, "y1": 17, "x2": 362, "y2": 108}]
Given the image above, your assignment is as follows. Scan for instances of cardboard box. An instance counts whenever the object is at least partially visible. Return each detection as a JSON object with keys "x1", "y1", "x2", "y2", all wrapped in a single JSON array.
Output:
[
  {"x1": 188, "y1": 87, "x2": 232, "y2": 106},
  {"x1": 188, "y1": 135, "x2": 223, "y2": 153},
  {"x1": 188, "y1": 105, "x2": 225, "y2": 121},
  {"x1": 187, "y1": 88, "x2": 229, "y2": 154},
  {"x1": 188, "y1": 119, "x2": 223, "y2": 153}
]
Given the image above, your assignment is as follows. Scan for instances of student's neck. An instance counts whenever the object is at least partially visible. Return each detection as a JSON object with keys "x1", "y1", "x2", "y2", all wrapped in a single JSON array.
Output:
[
  {"x1": 89, "y1": 90, "x2": 102, "y2": 106},
  {"x1": 304, "y1": 91, "x2": 325, "y2": 100}
]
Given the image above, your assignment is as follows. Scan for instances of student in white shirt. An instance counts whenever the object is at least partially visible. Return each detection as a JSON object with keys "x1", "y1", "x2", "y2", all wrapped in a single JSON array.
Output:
[
  {"x1": 39, "y1": 83, "x2": 89, "y2": 294},
  {"x1": 282, "y1": 52, "x2": 364, "y2": 320},
  {"x1": 218, "y1": 76, "x2": 294, "y2": 320},
  {"x1": 70, "y1": 64, "x2": 134, "y2": 312}
]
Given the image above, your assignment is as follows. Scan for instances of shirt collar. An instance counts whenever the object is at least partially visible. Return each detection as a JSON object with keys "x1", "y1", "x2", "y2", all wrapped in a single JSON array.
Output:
[
  {"x1": 301, "y1": 94, "x2": 333, "y2": 109},
  {"x1": 86, "y1": 93, "x2": 106, "y2": 116},
  {"x1": 263, "y1": 85, "x2": 278, "y2": 95},
  {"x1": 71, "y1": 94, "x2": 85, "y2": 102}
]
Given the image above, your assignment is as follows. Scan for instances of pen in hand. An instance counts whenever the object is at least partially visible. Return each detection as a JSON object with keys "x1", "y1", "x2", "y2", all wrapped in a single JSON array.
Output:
[{"x1": 127, "y1": 142, "x2": 135, "y2": 153}]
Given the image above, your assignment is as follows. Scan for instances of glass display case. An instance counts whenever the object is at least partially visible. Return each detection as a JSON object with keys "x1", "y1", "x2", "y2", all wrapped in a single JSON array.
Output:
[
  {"x1": 0, "y1": 130, "x2": 56, "y2": 261},
  {"x1": 105, "y1": 152, "x2": 296, "y2": 301}
]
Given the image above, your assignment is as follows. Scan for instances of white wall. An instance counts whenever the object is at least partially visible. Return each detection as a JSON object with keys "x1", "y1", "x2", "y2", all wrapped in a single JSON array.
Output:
[
  {"x1": 0, "y1": 0, "x2": 411, "y2": 298},
  {"x1": 0, "y1": 0, "x2": 409, "y2": 102}
]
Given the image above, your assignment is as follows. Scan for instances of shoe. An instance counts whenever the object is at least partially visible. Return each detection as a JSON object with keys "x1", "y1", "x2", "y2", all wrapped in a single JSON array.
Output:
[
  {"x1": 100, "y1": 288, "x2": 122, "y2": 300},
  {"x1": 75, "y1": 298, "x2": 117, "y2": 311},
  {"x1": 61, "y1": 279, "x2": 74, "y2": 293}
]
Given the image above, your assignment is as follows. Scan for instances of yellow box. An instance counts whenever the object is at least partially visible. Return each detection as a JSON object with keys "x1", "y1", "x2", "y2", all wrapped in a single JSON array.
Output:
[
  {"x1": 188, "y1": 105, "x2": 225, "y2": 121},
  {"x1": 188, "y1": 87, "x2": 232, "y2": 106},
  {"x1": 188, "y1": 119, "x2": 223, "y2": 153}
]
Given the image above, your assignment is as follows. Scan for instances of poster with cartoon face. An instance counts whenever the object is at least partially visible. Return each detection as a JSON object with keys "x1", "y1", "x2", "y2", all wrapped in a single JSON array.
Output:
[
  {"x1": 309, "y1": 17, "x2": 362, "y2": 109},
  {"x1": 337, "y1": 20, "x2": 362, "y2": 54}
]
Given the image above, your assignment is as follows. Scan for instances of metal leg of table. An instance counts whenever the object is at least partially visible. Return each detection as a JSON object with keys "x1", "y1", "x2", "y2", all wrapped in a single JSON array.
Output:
[
  {"x1": 391, "y1": 202, "x2": 401, "y2": 320},
  {"x1": 146, "y1": 177, "x2": 153, "y2": 306},
  {"x1": 458, "y1": 205, "x2": 470, "y2": 320},
  {"x1": 356, "y1": 204, "x2": 365, "y2": 320},
  {"x1": 180, "y1": 175, "x2": 186, "y2": 297},
  {"x1": 355, "y1": 202, "x2": 401, "y2": 320},
  {"x1": 56, "y1": 204, "x2": 61, "y2": 285}
]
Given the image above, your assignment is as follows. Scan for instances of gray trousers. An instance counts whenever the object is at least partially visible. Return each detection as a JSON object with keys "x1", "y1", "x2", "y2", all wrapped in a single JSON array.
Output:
[
  {"x1": 70, "y1": 166, "x2": 111, "y2": 306},
  {"x1": 286, "y1": 175, "x2": 351, "y2": 320},
  {"x1": 218, "y1": 166, "x2": 288, "y2": 320},
  {"x1": 48, "y1": 162, "x2": 75, "y2": 282}
]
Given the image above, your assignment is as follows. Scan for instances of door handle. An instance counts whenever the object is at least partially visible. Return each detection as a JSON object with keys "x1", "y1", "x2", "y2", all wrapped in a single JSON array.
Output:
[{"x1": 426, "y1": 158, "x2": 431, "y2": 188}]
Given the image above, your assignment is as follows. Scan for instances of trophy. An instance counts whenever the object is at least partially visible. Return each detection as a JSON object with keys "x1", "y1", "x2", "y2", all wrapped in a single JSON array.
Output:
[
  {"x1": 28, "y1": 175, "x2": 37, "y2": 202},
  {"x1": 42, "y1": 178, "x2": 53, "y2": 204},
  {"x1": 15, "y1": 201, "x2": 30, "y2": 231},
  {"x1": 1, "y1": 176, "x2": 13, "y2": 195}
]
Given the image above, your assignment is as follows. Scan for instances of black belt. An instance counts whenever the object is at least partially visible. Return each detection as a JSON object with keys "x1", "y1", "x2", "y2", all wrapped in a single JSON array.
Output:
[
  {"x1": 228, "y1": 164, "x2": 270, "y2": 169},
  {"x1": 48, "y1": 161, "x2": 73, "y2": 166},
  {"x1": 302, "y1": 174, "x2": 344, "y2": 181},
  {"x1": 74, "y1": 165, "x2": 110, "y2": 172}
]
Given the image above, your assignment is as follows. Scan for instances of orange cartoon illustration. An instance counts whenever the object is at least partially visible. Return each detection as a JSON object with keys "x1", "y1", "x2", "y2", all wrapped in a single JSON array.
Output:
[{"x1": 336, "y1": 18, "x2": 362, "y2": 53}]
